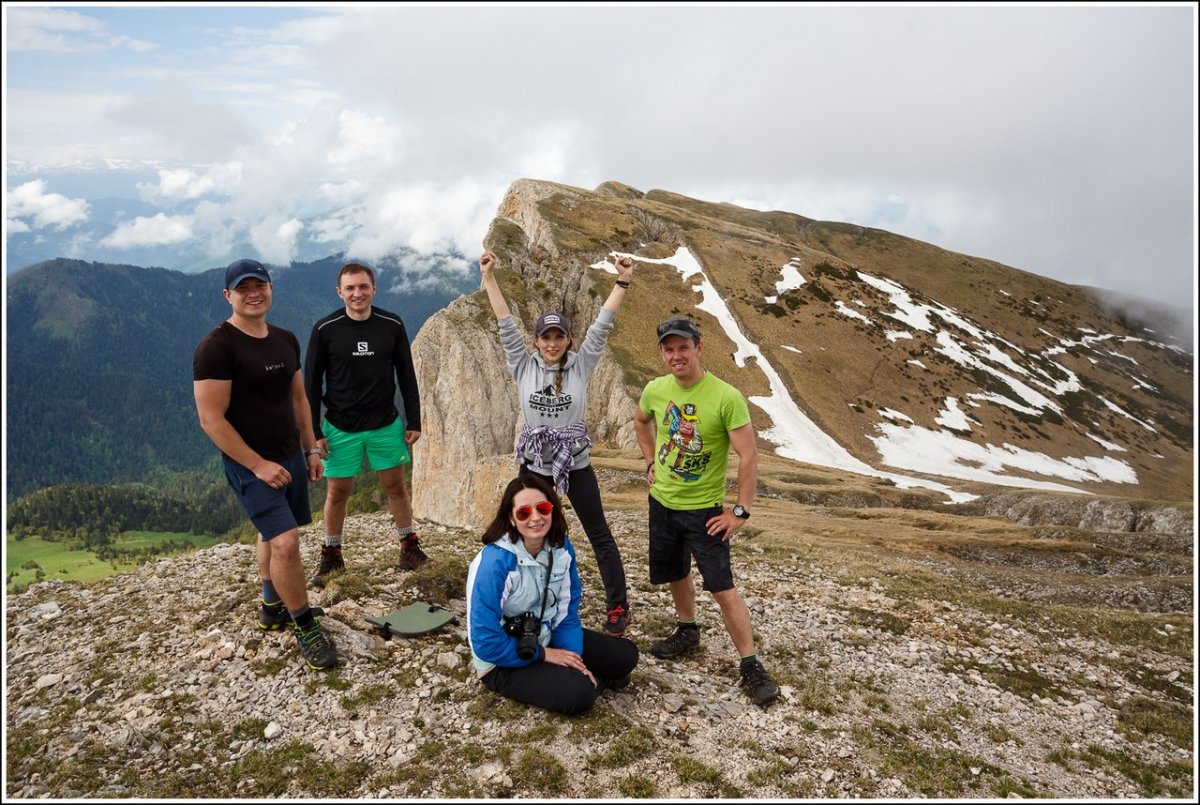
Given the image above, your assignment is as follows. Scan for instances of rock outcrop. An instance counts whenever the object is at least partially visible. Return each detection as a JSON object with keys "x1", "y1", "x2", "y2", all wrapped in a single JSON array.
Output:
[
  {"x1": 412, "y1": 180, "x2": 638, "y2": 527},
  {"x1": 963, "y1": 493, "x2": 1194, "y2": 537}
]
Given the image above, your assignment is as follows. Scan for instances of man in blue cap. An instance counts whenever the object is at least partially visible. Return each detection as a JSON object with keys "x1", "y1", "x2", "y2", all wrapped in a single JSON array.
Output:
[{"x1": 192, "y1": 258, "x2": 338, "y2": 670}]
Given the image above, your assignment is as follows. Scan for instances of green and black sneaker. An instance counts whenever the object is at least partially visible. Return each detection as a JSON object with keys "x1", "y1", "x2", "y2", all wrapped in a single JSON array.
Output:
[
  {"x1": 258, "y1": 603, "x2": 324, "y2": 632},
  {"x1": 295, "y1": 622, "x2": 338, "y2": 670}
]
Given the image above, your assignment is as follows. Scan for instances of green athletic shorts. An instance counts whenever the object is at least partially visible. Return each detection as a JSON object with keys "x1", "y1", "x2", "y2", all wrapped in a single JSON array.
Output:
[{"x1": 323, "y1": 418, "x2": 410, "y2": 478}]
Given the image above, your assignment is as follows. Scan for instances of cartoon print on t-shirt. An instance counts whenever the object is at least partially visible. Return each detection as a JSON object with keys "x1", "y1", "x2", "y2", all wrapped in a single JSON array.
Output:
[{"x1": 658, "y1": 401, "x2": 706, "y2": 481}]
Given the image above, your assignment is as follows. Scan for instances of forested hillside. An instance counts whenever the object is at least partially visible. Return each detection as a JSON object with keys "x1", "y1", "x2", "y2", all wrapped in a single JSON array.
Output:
[{"x1": 5, "y1": 255, "x2": 474, "y2": 502}]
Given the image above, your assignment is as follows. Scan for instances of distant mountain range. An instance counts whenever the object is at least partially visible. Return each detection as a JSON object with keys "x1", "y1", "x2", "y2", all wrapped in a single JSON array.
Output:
[{"x1": 4, "y1": 254, "x2": 477, "y2": 499}]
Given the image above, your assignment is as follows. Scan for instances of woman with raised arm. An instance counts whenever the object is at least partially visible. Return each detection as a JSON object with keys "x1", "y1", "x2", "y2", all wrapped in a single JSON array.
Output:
[{"x1": 479, "y1": 249, "x2": 634, "y2": 635}]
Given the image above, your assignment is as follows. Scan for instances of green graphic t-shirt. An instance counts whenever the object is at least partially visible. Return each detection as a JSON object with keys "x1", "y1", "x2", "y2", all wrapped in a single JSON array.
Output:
[{"x1": 639, "y1": 371, "x2": 751, "y2": 510}]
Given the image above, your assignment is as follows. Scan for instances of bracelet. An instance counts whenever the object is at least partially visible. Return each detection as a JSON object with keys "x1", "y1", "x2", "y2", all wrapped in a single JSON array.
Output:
[
  {"x1": 615, "y1": 279, "x2": 631, "y2": 288},
  {"x1": 646, "y1": 461, "x2": 653, "y2": 473},
  {"x1": 305, "y1": 449, "x2": 323, "y2": 457}
]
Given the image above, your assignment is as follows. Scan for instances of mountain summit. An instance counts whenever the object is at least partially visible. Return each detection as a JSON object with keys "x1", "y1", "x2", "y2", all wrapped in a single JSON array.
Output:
[{"x1": 412, "y1": 179, "x2": 1192, "y2": 526}]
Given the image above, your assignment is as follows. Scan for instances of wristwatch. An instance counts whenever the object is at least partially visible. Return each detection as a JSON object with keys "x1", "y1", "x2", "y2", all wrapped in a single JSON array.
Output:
[
  {"x1": 732, "y1": 504, "x2": 750, "y2": 520},
  {"x1": 305, "y1": 449, "x2": 323, "y2": 457}
]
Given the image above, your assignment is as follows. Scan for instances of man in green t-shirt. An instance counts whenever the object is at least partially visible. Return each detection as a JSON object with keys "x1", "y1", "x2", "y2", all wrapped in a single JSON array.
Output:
[{"x1": 634, "y1": 316, "x2": 780, "y2": 706}]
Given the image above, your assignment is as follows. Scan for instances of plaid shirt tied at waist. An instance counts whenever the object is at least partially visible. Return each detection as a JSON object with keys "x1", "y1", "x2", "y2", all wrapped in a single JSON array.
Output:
[{"x1": 516, "y1": 422, "x2": 591, "y2": 493}]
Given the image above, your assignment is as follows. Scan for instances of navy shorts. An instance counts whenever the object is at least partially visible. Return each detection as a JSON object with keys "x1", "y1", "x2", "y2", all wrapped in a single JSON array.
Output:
[
  {"x1": 223, "y1": 453, "x2": 312, "y2": 540},
  {"x1": 647, "y1": 496, "x2": 734, "y2": 593}
]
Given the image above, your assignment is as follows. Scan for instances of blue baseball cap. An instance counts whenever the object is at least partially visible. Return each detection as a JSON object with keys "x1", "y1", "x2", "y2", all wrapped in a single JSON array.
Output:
[{"x1": 224, "y1": 258, "x2": 271, "y2": 290}]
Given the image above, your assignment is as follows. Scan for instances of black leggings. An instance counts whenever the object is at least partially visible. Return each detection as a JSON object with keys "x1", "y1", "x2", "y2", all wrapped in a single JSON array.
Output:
[
  {"x1": 526, "y1": 464, "x2": 628, "y2": 608},
  {"x1": 481, "y1": 629, "x2": 639, "y2": 714}
]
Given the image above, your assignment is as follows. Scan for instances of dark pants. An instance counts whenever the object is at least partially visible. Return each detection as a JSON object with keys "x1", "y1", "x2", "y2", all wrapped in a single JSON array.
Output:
[
  {"x1": 481, "y1": 629, "x2": 639, "y2": 714},
  {"x1": 527, "y1": 464, "x2": 628, "y2": 608}
]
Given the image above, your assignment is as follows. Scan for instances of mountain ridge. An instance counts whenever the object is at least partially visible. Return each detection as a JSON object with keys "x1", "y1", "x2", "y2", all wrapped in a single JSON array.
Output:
[{"x1": 410, "y1": 178, "x2": 1193, "y2": 528}]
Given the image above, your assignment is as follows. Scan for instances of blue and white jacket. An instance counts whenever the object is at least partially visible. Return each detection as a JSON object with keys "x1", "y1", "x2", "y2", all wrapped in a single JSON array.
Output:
[{"x1": 465, "y1": 535, "x2": 582, "y2": 676}]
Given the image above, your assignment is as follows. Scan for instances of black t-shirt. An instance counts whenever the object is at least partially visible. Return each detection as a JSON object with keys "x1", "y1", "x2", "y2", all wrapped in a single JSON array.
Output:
[
  {"x1": 193, "y1": 322, "x2": 301, "y2": 462},
  {"x1": 304, "y1": 307, "x2": 421, "y2": 438}
]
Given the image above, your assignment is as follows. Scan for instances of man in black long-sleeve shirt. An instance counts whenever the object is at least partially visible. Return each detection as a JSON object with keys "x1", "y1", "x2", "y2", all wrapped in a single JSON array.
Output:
[{"x1": 304, "y1": 262, "x2": 428, "y2": 585}]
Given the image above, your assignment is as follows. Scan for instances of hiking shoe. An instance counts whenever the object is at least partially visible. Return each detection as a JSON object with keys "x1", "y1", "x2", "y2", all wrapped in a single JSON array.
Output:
[
  {"x1": 397, "y1": 535, "x2": 429, "y2": 571},
  {"x1": 739, "y1": 659, "x2": 780, "y2": 705},
  {"x1": 295, "y1": 622, "x2": 338, "y2": 670},
  {"x1": 258, "y1": 604, "x2": 325, "y2": 632},
  {"x1": 649, "y1": 625, "x2": 701, "y2": 659},
  {"x1": 259, "y1": 603, "x2": 290, "y2": 631},
  {"x1": 604, "y1": 603, "x2": 630, "y2": 636},
  {"x1": 310, "y1": 545, "x2": 345, "y2": 589},
  {"x1": 603, "y1": 673, "x2": 632, "y2": 692}
]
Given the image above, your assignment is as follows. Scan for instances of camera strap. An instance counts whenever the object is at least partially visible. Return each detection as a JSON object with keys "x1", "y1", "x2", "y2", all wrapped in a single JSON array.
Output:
[{"x1": 534, "y1": 547, "x2": 554, "y2": 631}]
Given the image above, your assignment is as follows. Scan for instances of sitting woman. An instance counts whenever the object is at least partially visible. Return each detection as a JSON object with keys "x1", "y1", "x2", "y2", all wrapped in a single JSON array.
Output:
[{"x1": 466, "y1": 473, "x2": 639, "y2": 714}]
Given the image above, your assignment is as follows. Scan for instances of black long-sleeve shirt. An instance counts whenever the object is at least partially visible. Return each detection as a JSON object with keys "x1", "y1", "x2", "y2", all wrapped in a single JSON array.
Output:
[{"x1": 304, "y1": 307, "x2": 421, "y2": 440}]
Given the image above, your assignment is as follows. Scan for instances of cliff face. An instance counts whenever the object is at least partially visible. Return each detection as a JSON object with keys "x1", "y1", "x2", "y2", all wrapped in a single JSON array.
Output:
[{"x1": 412, "y1": 180, "x2": 639, "y2": 527}]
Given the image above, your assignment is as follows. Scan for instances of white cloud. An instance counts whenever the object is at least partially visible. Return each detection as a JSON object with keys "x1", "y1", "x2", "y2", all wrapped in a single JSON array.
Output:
[
  {"x1": 7, "y1": 180, "x2": 90, "y2": 229},
  {"x1": 5, "y1": 7, "x2": 155, "y2": 53},
  {"x1": 4, "y1": 6, "x2": 1193, "y2": 311},
  {"x1": 101, "y1": 213, "x2": 193, "y2": 248},
  {"x1": 327, "y1": 109, "x2": 401, "y2": 166},
  {"x1": 248, "y1": 217, "x2": 304, "y2": 266},
  {"x1": 137, "y1": 163, "x2": 244, "y2": 203}
]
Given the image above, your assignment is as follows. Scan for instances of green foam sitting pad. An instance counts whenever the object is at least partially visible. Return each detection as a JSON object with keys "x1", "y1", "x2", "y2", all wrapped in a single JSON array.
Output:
[{"x1": 365, "y1": 602, "x2": 457, "y2": 638}]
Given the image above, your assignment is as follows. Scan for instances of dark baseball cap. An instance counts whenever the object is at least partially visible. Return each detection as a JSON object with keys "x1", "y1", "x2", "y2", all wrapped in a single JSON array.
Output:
[
  {"x1": 534, "y1": 312, "x2": 571, "y2": 337},
  {"x1": 656, "y1": 316, "x2": 701, "y2": 343},
  {"x1": 224, "y1": 258, "x2": 271, "y2": 290}
]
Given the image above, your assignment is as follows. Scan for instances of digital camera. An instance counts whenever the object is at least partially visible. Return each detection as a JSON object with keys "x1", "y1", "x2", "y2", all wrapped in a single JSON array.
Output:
[{"x1": 503, "y1": 612, "x2": 542, "y2": 660}]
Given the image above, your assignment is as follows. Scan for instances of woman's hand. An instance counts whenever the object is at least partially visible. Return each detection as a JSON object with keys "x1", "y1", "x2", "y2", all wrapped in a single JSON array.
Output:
[
  {"x1": 616, "y1": 255, "x2": 633, "y2": 281},
  {"x1": 543, "y1": 647, "x2": 597, "y2": 687},
  {"x1": 480, "y1": 251, "x2": 497, "y2": 279}
]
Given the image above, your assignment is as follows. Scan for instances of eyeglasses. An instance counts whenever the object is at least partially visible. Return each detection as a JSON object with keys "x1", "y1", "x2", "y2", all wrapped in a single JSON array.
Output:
[{"x1": 513, "y1": 501, "x2": 554, "y2": 521}]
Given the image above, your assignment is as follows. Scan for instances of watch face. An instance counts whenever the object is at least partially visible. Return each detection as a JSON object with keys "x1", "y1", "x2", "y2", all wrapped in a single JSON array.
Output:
[{"x1": 733, "y1": 505, "x2": 748, "y2": 519}]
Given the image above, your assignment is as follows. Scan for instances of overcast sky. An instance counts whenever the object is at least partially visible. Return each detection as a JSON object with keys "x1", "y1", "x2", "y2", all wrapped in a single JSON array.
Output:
[{"x1": 3, "y1": 3, "x2": 1197, "y2": 313}]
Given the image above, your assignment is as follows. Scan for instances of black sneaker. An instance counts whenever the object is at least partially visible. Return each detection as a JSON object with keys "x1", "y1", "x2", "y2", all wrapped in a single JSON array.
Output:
[
  {"x1": 649, "y1": 624, "x2": 701, "y2": 659},
  {"x1": 604, "y1": 603, "x2": 630, "y2": 636},
  {"x1": 295, "y1": 622, "x2": 338, "y2": 670},
  {"x1": 258, "y1": 604, "x2": 325, "y2": 632},
  {"x1": 397, "y1": 535, "x2": 429, "y2": 571},
  {"x1": 258, "y1": 602, "x2": 289, "y2": 631},
  {"x1": 310, "y1": 545, "x2": 345, "y2": 588},
  {"x1": 739, "y1": 658, "x2": 780, "y2": 705},
  {"x1": 603, "y1": 673, "x2": 632, "y2": 692}
]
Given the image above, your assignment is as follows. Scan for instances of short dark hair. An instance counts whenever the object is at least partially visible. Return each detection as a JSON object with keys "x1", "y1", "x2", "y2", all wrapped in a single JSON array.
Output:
[
  {"x1": 481, "y1": 473, "x2": 568, "y2": 548},
  {"x1": 337, "y1": 262, "x2": 376, "y2": 287}
]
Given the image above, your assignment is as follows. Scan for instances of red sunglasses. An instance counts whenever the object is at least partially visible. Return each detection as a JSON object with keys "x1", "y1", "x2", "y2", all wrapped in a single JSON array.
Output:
[{"x1": 513, "y1": 501, "x2": 554, "y2": 521}]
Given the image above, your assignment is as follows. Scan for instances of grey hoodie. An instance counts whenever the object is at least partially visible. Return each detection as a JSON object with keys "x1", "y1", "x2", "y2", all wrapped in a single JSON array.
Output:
[{"x1": 498, "y1": 307, "x2": 615, "y2": 472}]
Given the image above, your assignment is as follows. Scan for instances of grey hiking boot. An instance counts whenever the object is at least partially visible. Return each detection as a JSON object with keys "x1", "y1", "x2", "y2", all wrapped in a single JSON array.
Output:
[
  {"x1": 310, "y1": 545, "x2": 345, "y2": 589},
  {"x1": 397, "y1": 535, "x2": 429, "y2": 571},
  {"x1": 650, "y1": 624, "x2": 701, "y2": 659},
  {"x1": 739, "y1": 658, "x2": 780, "y2": 705},
  {"x1": 295, "y1": 622, "x2": 338, "y2": 670}
]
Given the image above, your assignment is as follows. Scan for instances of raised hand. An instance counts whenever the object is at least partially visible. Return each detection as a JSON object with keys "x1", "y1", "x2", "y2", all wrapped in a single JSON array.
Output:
[
  {"x1": 480, "y1": 251, "x2": 497, "y2": 278},
  {"x1": 615, "y1": 255, "x2": 634, "y2": 281}
]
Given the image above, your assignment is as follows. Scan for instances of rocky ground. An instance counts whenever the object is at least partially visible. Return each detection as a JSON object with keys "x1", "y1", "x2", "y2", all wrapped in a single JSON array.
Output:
[{"x1": 5, "y1": 474, "x2": 1195, "y2": 799}]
